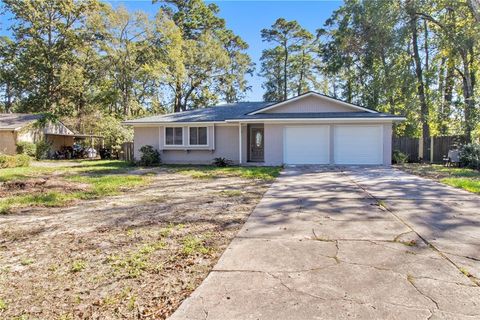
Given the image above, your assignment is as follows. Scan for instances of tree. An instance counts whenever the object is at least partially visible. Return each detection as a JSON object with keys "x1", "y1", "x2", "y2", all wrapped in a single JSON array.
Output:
[
  {"x1": 1, "y1": 0, "x2": 102, "y2": 115},
  {"x1": 158, "y1": 0, "x2": 251, "y2": 111},
  {"x1": 261, "y1": 18, "x2": 313, "y2": 100}
]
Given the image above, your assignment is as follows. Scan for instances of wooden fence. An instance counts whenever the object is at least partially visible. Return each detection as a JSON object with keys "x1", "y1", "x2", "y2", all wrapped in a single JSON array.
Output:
[
  {"x1": 119, "y1": 142, "x2": 134, "y2": 162},
  {"x1": 392, "y1": 135, "x2": 466, "y2": 163}
]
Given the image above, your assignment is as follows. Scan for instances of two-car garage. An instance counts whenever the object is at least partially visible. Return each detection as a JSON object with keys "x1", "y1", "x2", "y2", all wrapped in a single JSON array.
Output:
[{"x1": 283, "y1": 125, "x2": 384, "y2": 165}]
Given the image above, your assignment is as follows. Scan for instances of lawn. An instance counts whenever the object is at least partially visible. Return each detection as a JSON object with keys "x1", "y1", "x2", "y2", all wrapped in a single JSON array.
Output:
[
  {"x1": 0, "y1": 161, "x2": 281, "y2": 214},
  {"x1": 396, "y1": 163, "x2": 480, "y2": 194},
  {"x1": 0, "y1": 161, "x2": 280, "y2": 319},
  {"x1": 0, "y1": 160, "x2": 148, "y2": 214}
]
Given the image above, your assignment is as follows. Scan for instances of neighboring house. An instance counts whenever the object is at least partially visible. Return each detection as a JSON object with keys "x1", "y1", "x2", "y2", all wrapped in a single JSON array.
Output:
[
  {"x1": 124, "y1": 92, "x2": 405, "y2": 166},
  {"x1": 0, "y1": 113, "x2": 75, "y2": 155}
]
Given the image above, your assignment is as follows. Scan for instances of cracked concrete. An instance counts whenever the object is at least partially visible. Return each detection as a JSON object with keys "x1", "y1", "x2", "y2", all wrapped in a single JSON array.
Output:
[{"x1": 169, "y1": 167, "x2": 480, "y2": 319}]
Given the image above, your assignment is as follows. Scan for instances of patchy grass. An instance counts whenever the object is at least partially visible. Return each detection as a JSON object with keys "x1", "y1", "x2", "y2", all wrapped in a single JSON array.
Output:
[
  {"x1": 0, "y1": 298, "x2": 6, "y2": 311},
  {"x1": 0, "y1": 163, "x2": 274, "y2": 319},
  {"x1": 173, "y1": 165, "x2": 281, "y2": 181},
  {"x1": 70, "y1": 260, "x2": 87, "y2": 273},
  {"x1": 397, "y1": 164, "x2": 480, "y2": 194},
  {"x1": 219, "y1": 190, "x2": 243, "y2": 197},
  {"x1": 0, "y1": 160, "x2": 148, "y2": 214},
  {"x1": 181, "y1": 235, "x2": 210, "y2": 256}
]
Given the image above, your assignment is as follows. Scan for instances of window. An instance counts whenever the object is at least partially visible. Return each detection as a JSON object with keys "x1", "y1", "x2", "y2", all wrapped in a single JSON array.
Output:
[
  {"x1": 189, "y1": 127, "x2": 208, "y2": 145},
  {"x1": 165, "y1": 127, "x2": 183, "y2": 145}
]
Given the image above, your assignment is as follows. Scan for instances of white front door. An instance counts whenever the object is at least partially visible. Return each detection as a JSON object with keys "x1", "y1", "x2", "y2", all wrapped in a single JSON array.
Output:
[
  {"x1": 334, "y1": 125, "x2": 383, "y2": 165},
  {"x1": 284, "y1": 126, "x2": 330, "y2": 164}
]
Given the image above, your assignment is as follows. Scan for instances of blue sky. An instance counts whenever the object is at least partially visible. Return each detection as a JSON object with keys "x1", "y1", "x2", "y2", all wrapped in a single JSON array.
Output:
[{"x1": 1, "y1": 0, "x2": 343, "y2": 101}]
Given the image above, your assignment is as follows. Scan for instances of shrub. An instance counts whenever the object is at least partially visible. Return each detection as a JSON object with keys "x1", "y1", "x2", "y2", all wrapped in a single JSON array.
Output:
[
  {"x1": 392, "y1": 150, "x2": 409, "y2": 164},
  {"x1": 16, "y1": 141, "x2": 36, "y2": 157},
  {"x1": 35, "y1": 140, "x2": 51, "y2": 160},
  {"x1": 0, "y1": 154, "x2": 31, "y2": 168},
  {"x1": 212, "y1": 157, "x2": 233, "y2": 167},
  {"x1": 138, "y1": 145, "x2": 160, "y2": 166},
  {"x1": 460, "y1": 143, "x2": 480, "y2": 170},
  {"x1": 15, "y1": 154, "x2": 31, "y2": 167}
]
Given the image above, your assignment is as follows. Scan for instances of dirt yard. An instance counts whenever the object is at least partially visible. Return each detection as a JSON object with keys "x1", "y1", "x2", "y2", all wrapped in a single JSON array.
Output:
[{"x1": 0, "y1": 163, "x2": 277, "y2": 319}]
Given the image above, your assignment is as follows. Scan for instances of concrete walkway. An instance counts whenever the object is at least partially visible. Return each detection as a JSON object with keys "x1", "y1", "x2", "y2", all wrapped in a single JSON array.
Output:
[{"x1": 169, "y1": 167, "x2": 480, "y2": 320}]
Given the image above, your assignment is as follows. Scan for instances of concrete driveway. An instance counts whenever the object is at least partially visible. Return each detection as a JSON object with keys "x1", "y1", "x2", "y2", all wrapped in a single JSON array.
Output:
[{"x1": 169, "y1": 167, "x2": 480, "y2": 320}]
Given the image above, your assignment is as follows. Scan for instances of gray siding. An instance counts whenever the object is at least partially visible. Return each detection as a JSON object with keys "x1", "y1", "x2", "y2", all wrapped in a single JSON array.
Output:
[
  {"x1": 265, "y1": 95, "x2": 361, "y2": 113},
  {"x1": 134, "y1": 125, "x2": 241, "y2": 164}
]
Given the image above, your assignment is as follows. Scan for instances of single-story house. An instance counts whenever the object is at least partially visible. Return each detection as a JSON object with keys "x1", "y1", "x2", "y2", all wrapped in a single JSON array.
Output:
[
  {"x1": 124, "y1": 92, "x2": 405, "y2": 166},
  {"x1": 0, "y1": 113, "x2": 101, "y2": 156}
]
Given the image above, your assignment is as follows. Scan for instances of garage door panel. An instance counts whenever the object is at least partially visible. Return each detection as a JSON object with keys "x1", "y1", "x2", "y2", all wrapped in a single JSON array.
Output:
[
  {"x1": 284, "y1": 126, "x2": 330, "y2": 164},
  {"x1": 334, "y1": 125, "x2": 383, "y2": 165}
]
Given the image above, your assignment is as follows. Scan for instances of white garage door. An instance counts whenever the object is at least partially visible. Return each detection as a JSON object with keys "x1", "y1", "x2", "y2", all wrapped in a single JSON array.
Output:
[
  {"x1": 284, "y1": 126, "x2": 330, "y2": 164},
  {"x1": 334, "y1": 125, "x2": 383, "y2": 165}
]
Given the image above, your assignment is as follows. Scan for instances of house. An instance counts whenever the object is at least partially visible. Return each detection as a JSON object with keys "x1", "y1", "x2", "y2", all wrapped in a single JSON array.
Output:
[
  {"x1": 0, "y1": 113, "x2": 87, "y2": 156},
  {"x1": 124, "y1": 92, "x2": 405, "y2": 166}
]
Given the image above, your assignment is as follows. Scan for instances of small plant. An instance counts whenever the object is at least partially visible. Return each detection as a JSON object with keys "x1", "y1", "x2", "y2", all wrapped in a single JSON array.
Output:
[
  {"x1": 212, "y1": 157, "x2": 233, "y2": 167},
  {"x1": 392, "y1": 150, "x2": 409, "y2": 164},
  {"x1": 70, "y1": 260, "x2": 87, "y2": 273},
  {"x1": 138, "y1": 145, "x2": 161, "y2": 166},
  {"x1": 0, "y1": 154, "x2": 30, "y2": 168},
  {"x1": 35, "y1": 140, "x2": 51, "y2": 160},
  {"x1": 0, "y1": 298, "x2": 7, "y2": 311},
  {"x1": 459, "y1": 143, "x2": 480, "y2": 170},
  {"x1": 182, "y1": 235, "x2": 210, "y2": 256},
  {"x1": 16, "y1": 141, "x2": 36, "y2": 157},
  {"x1": 20, "y1": 258, "x2": 34, "y2": 266}
]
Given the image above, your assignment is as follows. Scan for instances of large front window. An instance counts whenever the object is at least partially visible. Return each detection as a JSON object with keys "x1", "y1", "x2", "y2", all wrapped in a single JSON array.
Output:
[
  {"x1": 189, "y1": 127, "x2": 208, "y2": 145},
  {"x1": 165, "y1": 127, "x2": 183, "y2": 145}
]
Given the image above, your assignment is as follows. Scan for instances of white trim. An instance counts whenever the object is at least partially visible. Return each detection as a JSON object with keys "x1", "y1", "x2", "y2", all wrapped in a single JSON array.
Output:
[
  {"x1": 238, "y1": 123, "x2": 242, "y2": 164},
  {"x1": 248, "y1": 92, "x2": 378, "y2": 115},
  {"x1": 164, "y1": 125, "x2": 184, "y2": 146},
  {"x1": 125, "y1": 121, "x2": 219, "y2": 126},
  {"x1": 225, "y1": 117, "x2": 405, "y2": 123},
  {"x1": 186, "y1": 125, "x2": 209, "y2": 147},
  {"x1": 212, "y1": 124, "x2": 215, "y2": 150}
]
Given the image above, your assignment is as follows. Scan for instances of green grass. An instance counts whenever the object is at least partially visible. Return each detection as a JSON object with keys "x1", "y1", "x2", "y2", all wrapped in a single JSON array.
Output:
[
  {"x1": 0, "y1": 160, "x2": 147, "y2": 214},
  {"x1": 181, "y1": 235, "x2": 210, "y2": 256},
  {"x1": 441, "y1": 178, "x2": 480, "y2": 194},
  {"x1": 173, "y1": 165, "x2": 281, "y2": 181},
  {"x1": 398, "y1": 164, "x2": 480, "y2": 194}
]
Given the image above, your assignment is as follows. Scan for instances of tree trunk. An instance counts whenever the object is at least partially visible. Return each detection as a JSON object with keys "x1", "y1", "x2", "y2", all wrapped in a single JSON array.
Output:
[
  {"x1": 174, "y1": 81, "x2": 183, "y2": 112},
  {"x1": 408, "y1": 2, "x2": 430, "y2": 161},
  {"x1": 439, "y1": 61, "x2": 454, "y2": 135},
  {"x1": 460, "y1": 50, "x2": 475, "y2": 143},
  {"x1": 283, "y1": 42, "x2": 288, "y2": 100}
]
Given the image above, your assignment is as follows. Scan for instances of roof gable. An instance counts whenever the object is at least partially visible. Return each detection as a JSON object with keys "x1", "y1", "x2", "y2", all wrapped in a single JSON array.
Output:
[{"x1": 248, "y1": 92, "x2": 377, "y2": 115}]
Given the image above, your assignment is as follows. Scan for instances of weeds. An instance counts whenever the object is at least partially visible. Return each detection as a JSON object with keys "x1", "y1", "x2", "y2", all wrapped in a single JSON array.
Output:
[
  {"x1": 182, "y1": 235, "x2": 210, "y2": 256},
  {"x1": 70, "y1": 260, "x2": 87, "y2": 273}
]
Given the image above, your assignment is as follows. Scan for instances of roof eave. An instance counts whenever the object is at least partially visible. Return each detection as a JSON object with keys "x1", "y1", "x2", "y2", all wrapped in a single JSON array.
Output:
[{"x1": 226, "y1": 117, "x2": 406, "y2": 123}]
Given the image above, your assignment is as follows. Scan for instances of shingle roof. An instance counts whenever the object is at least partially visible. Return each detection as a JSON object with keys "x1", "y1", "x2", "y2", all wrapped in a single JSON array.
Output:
[
  {"x1": 0, "y1": 113, "x2": 43, "y2": 130},
  {"x1": 124, "y1": 99, "x2": 404, "y2": 124},
  {"x1": 124, "y1": 102, "x2": 274, "y2": 124}
]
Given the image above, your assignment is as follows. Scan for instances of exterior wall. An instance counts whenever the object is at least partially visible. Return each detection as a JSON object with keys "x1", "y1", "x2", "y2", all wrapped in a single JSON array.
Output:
[
  {"x1": 133, "y1": 127, "x2": 160, "y2": 160},
  {"x1": 264, "y1": 124, "x2": 284, "y2": 166},
  {"x1": 133, "y1": 125, "x2": 242, "y2": 164},
  {"x1": 383, "y1": 123, "x2": 393, "y2": 166},
  {"x1": 132, "y1": 122, "x2": 394, "y2": 166},
  {"x1": 0, "y1": 131, "x2": 17, "y2": 155},
  {"x1": 264, "y1": 95, "x2": 361, "y2": 113}
]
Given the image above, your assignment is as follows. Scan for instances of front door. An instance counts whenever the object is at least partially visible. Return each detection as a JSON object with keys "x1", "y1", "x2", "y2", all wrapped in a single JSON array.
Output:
[{"x1": 249, "y1": 127, "x2": 264, "y2": 162}]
